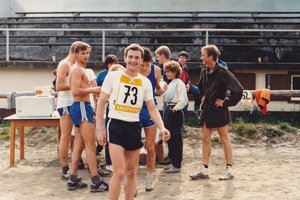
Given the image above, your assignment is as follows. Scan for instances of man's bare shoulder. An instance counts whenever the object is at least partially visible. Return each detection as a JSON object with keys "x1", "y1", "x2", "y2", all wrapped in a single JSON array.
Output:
[
  {"x1": 154, "y1": 65, "x2": 161, "y2": 78},
  {"x1": 71, "y1": 66, "x2": 84, "y2": 75},
  {"x1": 56, "y1": 59, "x2": 70, "y2": 73},
  {"x1": 154, "y1": 65, "x2": 162, "y2": 76}
]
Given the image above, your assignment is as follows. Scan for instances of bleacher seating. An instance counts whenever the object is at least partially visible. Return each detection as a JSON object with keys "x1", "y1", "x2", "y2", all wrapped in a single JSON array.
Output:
[{"x1": 1, "y1": 11, "x2": 300, "y2": 69}]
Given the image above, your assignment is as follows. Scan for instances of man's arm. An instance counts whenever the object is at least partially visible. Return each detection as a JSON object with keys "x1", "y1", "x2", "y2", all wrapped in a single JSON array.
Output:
[
  {"x1": 154, "y1": 65, "x2": 167, "y2": 96},
  {"x1": 56, "y1": 62, "x2": 70, "y2": 91},
  {"x1": 90, "y1": 77, "x2": 99, "y2": 103},
  {"x1": 96, "y1": 91, "x2": 109, "y2": 146}
]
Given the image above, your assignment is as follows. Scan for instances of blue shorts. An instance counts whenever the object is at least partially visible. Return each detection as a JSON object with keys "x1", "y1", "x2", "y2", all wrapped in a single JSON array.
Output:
[
  {"x1": 139, "y1": 107, "x2": 155, "y2": 128},
  {"x1": 69, "y1": 102, "x2": 94, "y2": 127},
  {"x1": 57, "y1": 106, "x2": 71, "y2": 116}
]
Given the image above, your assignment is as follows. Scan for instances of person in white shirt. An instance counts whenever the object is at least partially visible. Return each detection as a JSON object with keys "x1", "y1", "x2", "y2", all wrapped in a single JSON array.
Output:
[
  {"x1": 96, "y1": 43, "x2": 170, "y2": 200},
  {"x1": 162, "y1": 60, "x2": 188, "y2": 173}
]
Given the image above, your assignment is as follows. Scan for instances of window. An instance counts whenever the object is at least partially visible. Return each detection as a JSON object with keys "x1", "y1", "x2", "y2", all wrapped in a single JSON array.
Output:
[{"x1": 291, "y1": 75, "x2": 300, "y2": 101}]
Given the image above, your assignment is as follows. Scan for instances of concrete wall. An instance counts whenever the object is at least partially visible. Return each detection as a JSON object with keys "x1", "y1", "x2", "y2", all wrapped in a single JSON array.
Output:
[{"x1": 1, "y1": 0, "x2": 300, "y2": 17}]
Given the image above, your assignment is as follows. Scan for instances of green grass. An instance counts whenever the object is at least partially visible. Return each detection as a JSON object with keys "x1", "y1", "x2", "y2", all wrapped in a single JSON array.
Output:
[
  {"x1": 277, "y1": 122, "x2": 298, "y2": 133},
  {"x1": 184, "y1": 114, "x2": 299, "y2": 144},
  {"x1": 230, "y1": 118, "x2": 256, "y2": 138},
  {"x1": 232, "y1": 112, "x2": 300, "y2": 128}
]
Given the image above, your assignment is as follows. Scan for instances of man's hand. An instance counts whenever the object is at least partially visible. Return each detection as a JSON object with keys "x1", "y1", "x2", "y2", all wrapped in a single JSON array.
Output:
[
  {"x1": 97, "y1": 127, "x2": 107, "y2": 146},
  {"x1": 159, "y1": 81, "x2": 168, "y2": 92},
  {"x1": 161, "y1": 128, "x2": 171, "y2": 142},
  {"x1": 92, "y1": 86, "x2": 101, "y2": 94},
  {"x1": 201, "y1": 95, "x2": 205, "y2": 102},
  {"x1": 215, "y1": 99, "x2": 224, "y2": 107}
]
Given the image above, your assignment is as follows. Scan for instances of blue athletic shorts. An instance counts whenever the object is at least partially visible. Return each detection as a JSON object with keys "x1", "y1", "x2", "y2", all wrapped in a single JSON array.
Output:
[
  {"x1": 69, "y1": 102, "x2": 94, "y2": 127},
  {"x1": 57, "y1": 106, "x2": 71, "y2": 116},
  {"x1": 139, "y1": 107, "x2": 155, "y2": 128}
]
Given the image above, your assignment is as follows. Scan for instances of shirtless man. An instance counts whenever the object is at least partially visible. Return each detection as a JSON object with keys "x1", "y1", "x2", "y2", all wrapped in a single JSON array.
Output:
[
  {"x1": 56, "y1": 41, "x2": 78, "y2": 179},
  {"x1": 97, "y1": 43, "x2": 170, "y2": 200},
  {"x1": 138, "y1": 47, "x2": 165, "y2": 191},
  {"x1": 68, "y1": 41, "x2": 109, "y2": 192},
  {"x1": 155, "y1": 45, "x2": 171, "y2": 83}
]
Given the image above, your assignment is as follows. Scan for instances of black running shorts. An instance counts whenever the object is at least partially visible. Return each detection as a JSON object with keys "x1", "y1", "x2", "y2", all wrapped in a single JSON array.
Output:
[{"x1": 106, "y1": 118, "x2": 143, "y2": 150}]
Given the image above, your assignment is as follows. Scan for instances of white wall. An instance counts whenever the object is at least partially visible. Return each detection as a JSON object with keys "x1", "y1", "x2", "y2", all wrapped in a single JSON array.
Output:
[
  {"x1": 0, "y1": 67, "x2": 101, "y2": 108},
  {"x1": 1, "y1": 0, "x2": 299, "y2": 17}
]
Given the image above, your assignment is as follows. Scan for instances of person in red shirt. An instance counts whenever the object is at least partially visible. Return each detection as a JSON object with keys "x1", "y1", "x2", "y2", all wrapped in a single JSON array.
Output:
[{"x1": 178, "y1": 51, "x2": 200, "y2": 119}]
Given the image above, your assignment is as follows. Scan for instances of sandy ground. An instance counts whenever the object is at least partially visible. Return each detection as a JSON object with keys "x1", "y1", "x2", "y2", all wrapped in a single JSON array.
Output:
[{"x1": 0, "y1": 126, "x2": 300, "y2": 200}]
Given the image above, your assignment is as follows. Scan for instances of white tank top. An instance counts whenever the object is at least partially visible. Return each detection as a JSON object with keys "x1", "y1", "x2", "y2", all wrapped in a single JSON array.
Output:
[
  {"x1": 56, "y1": 61, "x2": 74, "y2": 108},
  {"x1": 85, "y1": 68, "x2": 97, "y2": 110}
]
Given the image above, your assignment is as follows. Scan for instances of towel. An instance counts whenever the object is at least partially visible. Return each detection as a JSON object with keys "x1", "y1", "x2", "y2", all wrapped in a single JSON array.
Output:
[
  {"x1": 6, "y1": 91, "x2": 35, "y2": 109},
  {"x1": 255, "y1": 89, "x2": 271, "y2": 115}
]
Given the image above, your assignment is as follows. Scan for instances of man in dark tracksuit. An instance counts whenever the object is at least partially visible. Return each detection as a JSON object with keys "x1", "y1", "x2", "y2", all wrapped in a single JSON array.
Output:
[{"x1": 190, "y1": 45, "x2": 243, "y2": 181}]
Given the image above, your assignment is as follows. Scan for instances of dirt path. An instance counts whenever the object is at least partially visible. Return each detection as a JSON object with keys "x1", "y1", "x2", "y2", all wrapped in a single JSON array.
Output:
[{"x1": 0, "y1": 127, "x2": 300, "y2": 200}]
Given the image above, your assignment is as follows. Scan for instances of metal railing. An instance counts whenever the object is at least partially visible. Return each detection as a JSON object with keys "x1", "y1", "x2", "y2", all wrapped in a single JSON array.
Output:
[{"x1": 1, "y1": 28, "x2": 300, "y2": 62}]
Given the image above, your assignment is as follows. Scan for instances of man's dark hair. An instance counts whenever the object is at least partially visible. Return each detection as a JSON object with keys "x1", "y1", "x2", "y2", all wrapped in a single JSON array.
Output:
[
  {"x1": 104, "y1": 54, "x2": 118, "y2": 69},
  {"x1": 143, "y1": 47, "x2": 153, "y2": 62},
  {"x1": 178, "y1": 51, "x2": 188, "y2": 59}
]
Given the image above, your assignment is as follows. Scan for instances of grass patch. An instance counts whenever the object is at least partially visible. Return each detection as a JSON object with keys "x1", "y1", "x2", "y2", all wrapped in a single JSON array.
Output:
[
  {"x1": 277, "y1": 122, "x2": 297, "y2": 133},
  {"x1": 232, "y1": 111, "x2": 300, "y2": 128},
  {"x1": 230, "y1": 118, "x2": 256, "y2": 138},
  {"x1": 211, "y1": 136, "x2": 221, "y2": 145}
]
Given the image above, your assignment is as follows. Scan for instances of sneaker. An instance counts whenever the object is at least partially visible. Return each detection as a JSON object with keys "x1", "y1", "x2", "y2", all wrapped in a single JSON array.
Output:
[
  {"x1": 158, "y1": 157, "x2": 172, "y2": 165},
  {"x1": 189, "y1": 165, "x2": 209, "y2": 180},
  {"x1": 90, "y1": 180, "x2": 109, "y2": 192},
  {"x1": 106, "y1": 165, "x2": 113, "y2": 172},
  {"x1": 165, "y1": 165, "x2": 181, "y2": 173},
  {"x1": 61, "y1": 170, "x2": 70, "y2": 180},
  {"x1": 219, "y1": 166, "x2": 234, "y2": 181},
  {"x1": 145, "y1": 175, "x2": 154, "y2": 192},
  {"x1": 67, "y1": 179, "x2": 88, "y2": 190},
  {"x1": 61, "y1": 170, "x2": 82, "y2": 181},
  {"x1": 98, "y1": 166, "x2": 111, "y2": 177},
  {"x1": 181, "y1": 127, "x2": 187, "y2": 133},
  {"x1": 163, "y1": 164, "x2": 172, "y2": 170}
]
